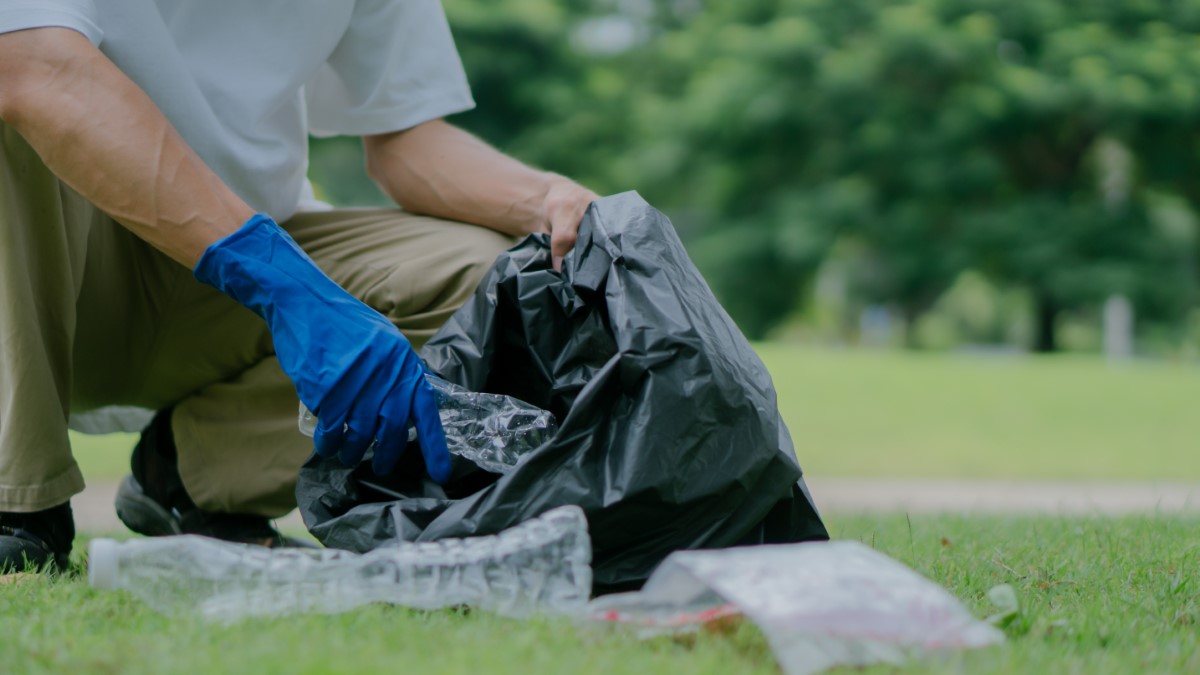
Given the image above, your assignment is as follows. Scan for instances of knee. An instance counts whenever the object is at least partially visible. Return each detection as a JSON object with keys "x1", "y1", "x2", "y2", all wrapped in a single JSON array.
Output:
[
  {"x1": 371, "y1": 223, "x2": 513, "y2": 323},
  {"x1": 450, "y1": 226, "x2": 514, "y2": 291}
]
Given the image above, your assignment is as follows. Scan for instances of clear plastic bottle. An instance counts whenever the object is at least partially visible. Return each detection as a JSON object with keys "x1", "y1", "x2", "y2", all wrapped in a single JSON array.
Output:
[
  {"x1": 89, "y1": 505, "x2": 591, "y2": 621},
  {"x1": 298, "y1": 374, "x2": 556, "y2": 474}
]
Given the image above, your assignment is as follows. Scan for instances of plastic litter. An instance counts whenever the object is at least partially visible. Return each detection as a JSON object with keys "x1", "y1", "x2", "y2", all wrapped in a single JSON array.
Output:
[
  {"x1": 88, "y1": 505, "x2": 590, "y2": 621},
  {"x1": 89, "y1": 521, "x2": 1002, "y2": 675},
  {"x1": 299, "y1": 374, "x2": 556, "y2": 474},
  {"x1": 587, "y1": 540, "x2": 1005, "y2": 675},
  {"x1": 296, "y1": 192, "x2": 828, "y2": 592}
]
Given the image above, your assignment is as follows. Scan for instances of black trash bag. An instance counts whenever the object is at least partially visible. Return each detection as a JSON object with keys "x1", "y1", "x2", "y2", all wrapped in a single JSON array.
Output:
[{"x1": 296, "y1": 192, "x2": 828, "y2": 591}]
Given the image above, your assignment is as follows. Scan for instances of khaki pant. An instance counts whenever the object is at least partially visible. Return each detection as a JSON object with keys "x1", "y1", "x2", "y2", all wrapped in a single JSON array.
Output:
[{"x1": 0, "y1": 122, "x2": 512, "y2": 516}]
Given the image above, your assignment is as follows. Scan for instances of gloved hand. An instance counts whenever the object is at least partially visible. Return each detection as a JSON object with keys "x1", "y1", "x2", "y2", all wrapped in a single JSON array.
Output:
[{"x1": 193, "y1": 213, "x2": 451, "y2": 482}]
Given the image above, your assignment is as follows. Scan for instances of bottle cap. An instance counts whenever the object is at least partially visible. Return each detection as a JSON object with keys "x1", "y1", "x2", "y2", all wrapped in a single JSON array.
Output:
[{"x1": 88, "y1": 539, "x2": 119, "y2": 589}]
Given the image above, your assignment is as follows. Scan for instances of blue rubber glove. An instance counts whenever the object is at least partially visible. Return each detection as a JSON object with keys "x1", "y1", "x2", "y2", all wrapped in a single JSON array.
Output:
[{"x1": 193, "y1": 214, "x2": 451, "y2": 482}]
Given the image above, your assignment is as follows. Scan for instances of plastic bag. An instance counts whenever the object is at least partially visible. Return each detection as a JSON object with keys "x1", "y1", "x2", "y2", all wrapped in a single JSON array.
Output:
[
  {"x1": 295, "y1": 192, "x2": 829, "y2": 591},
  {"x1": 588, "y1": 541, "x2": 1005, "y2": 675}
]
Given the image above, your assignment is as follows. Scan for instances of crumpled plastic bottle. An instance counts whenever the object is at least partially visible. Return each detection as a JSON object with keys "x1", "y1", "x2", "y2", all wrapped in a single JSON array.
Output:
[
  {"x1": 299, "y1": 373, "x2": 556, "y2": 474},
  {"x1": 89, "y1": 505, "x2": 591, "y2": 621}
]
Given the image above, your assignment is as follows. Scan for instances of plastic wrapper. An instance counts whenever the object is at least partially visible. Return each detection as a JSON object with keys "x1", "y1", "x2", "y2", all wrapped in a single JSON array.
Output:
[
  {"x1": 587, "y1": 541, "x2": 1005, "y2": 675},
  {"x1": 296, "y1": 192, "x2": 829, "y2": 591}
]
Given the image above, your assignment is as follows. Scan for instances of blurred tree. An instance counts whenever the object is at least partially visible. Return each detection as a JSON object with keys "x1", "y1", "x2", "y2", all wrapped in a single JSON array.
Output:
[
  {"x1": 444, "y1": 0, "x2": 646, "y2": 196},
  {"x1": 306, "y1": 0, "x2": 1200, "y2": 349},
  {"x1": 308, "y1": 136, "x2": 390, "y2": 207},
  {"x1": 943, "y1": 1, "x2": 1200, "y2": 350},
  {"x1": 617, "y1": 0, "x2": 1200, "y2": 347}
]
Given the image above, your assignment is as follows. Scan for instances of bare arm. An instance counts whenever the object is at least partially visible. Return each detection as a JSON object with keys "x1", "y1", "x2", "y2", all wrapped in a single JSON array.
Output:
[
  {"x1": 363, "y1": 120, "x2": 598, "y2": 266},
  {"x1": 0, "y1": 28, "x2": 252, "y2": 266}
]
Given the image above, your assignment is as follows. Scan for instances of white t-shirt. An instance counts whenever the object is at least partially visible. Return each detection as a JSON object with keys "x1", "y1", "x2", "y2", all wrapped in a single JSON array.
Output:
[
  {"x1": 1, "y1": 0, "x2": 474, "y2": 433},
  {"x1": 0, "y1": 0, "x2": 475, "y2": 221}
]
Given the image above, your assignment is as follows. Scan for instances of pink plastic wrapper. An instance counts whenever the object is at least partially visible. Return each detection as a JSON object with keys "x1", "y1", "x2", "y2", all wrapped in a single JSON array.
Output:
[{"x1": 587, "y1": 541, "x2": 1003, "y2": 675}]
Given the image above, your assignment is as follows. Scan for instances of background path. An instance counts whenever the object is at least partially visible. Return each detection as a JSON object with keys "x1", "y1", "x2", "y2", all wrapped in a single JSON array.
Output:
[
  {"x1": 807, "y1": 477, "x2": 1200, "y2": 515},
  {"x1": 72, "y1": 477, "x2": 1200, "y2": 535}
]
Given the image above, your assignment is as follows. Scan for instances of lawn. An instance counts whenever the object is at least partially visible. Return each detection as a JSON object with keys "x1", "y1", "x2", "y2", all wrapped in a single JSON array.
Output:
[
  {"x1": 762, "y1": 345, "x2": 1200, "y2": 481},
  {"x1": 72, "y1": 432, "x2": 139, "y2": 481},
  {"x1": 70, "y1": 345, "x2": 1200, "y2": 482},
  {"x1": 34, "y1": 346, "x2": 1199, "y2": 674},
  {"x1": 4, "y1": 513, "x2": 1197, "y2": 674}
]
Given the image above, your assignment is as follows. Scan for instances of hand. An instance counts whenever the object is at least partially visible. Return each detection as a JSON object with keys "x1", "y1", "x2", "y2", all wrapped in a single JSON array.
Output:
[
  {"x1": 541, "y1": 177, "x2": 599, "y2": 271},
  {"x1": 193, "y1": 214, "x2": 451, "y2": 482}
]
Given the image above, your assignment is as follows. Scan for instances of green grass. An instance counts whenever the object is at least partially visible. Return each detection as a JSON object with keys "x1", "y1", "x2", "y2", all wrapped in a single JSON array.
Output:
[
  {"x1": 21, "y1": 347, "x2": 1200, "y2": 673},
  {"x1": 71, "y1": 432, "x2": 137, "y2": 480},
  {"x1": 69, "y1": 346, "x2": 1200, "y2": 483},
  {"x1": 4, "y1": 513, "x2": 1197, "y2": 674},
  {"x1": 760, "y1": 345, "x2": 1200, "y2": 481}
]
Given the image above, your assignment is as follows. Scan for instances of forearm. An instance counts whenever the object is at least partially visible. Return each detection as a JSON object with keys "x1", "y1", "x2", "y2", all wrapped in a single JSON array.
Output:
[
  {"x1": 0, "y1": 28, "x2": 252, "y2": 266},
  {"x1": 364, "y1": 120, "x2": 568, "y2": 237}
]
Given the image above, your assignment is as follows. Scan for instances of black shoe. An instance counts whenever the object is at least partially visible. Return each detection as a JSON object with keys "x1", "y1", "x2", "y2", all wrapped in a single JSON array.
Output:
[
  {"x1": 115, "y1": 408, "x2": 312, "y2": 548},
  {"x1": 0, "y1": 501, "x2": 74, "y2": 572}
]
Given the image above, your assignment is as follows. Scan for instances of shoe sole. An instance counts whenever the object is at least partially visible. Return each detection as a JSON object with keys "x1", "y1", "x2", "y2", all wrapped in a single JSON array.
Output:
[
  {"x1": 114, "y1": 475, "x2": 183, "y2": 537},
  {"x1": 114, "y1": 474, "x2": 317, "y2": 548},
  {"x1": 0, "y1": 536, "x2": 65, "y2": 573}
]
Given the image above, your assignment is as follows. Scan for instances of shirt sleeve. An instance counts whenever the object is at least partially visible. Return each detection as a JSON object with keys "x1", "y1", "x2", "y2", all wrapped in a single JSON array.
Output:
[
  {"x1": 305, "y1": 0, "x2": 474, "y2": 138},
  {"x1": 0, "y1": 0, "x2": 102, "y2": 45}
]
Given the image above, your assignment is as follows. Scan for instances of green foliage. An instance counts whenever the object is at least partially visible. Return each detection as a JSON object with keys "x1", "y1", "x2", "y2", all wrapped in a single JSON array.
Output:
[
  {"x1": 308, "y1": 137, "x2": 390, "y2": 208},
  {"x1": 307, "y1": 0, "x2": 1200, "y2": 347},
  {"x1": 624, "y1": 0, "x2": 1200, "y2": 341}
]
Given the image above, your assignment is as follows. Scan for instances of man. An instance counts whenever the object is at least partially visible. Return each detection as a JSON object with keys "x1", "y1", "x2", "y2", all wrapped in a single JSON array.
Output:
[{"x1": 0, "y1": 0, "x2": 597, "y2": 570}]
